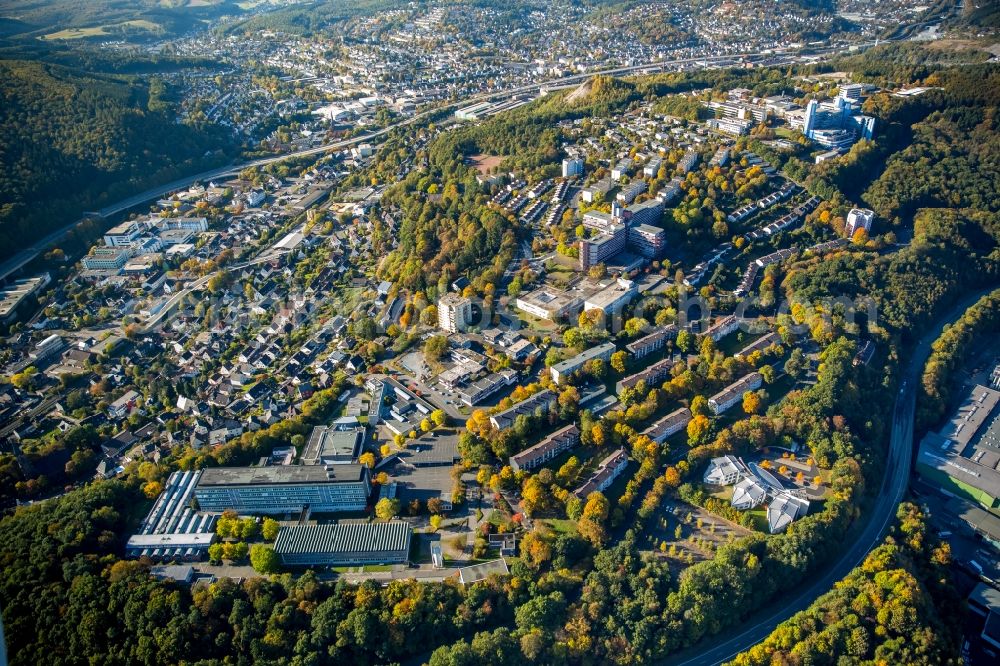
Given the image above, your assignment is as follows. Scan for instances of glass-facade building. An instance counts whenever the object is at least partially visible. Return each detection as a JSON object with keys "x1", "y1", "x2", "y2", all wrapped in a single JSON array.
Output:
[{"x1": 194, "y1": 465, "x2": 371, "y2": 514}]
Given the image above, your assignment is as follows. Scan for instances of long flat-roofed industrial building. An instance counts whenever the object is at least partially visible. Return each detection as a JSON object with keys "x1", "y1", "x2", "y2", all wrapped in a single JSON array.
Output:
[
  {"x1": 194, "y1": 464, "x2": 371, "y2": 514},
  {"x1": 917, "y1": 384, "x2": 1000, "y2": 509},
  {"x1": 274, "y1": 522, "x2": 412, "y2": 566},
  {"x1": 127, "y1": 470, "x2": 217, "y2": 561}
]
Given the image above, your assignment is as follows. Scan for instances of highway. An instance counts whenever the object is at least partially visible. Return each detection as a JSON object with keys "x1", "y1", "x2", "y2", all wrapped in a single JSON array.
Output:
[
  {"x1": 665, "y1": 287, "x2": 998, "y2": 666},
  {"x1": 0, "y1": 39, "x2": 889, "y2": 284}
]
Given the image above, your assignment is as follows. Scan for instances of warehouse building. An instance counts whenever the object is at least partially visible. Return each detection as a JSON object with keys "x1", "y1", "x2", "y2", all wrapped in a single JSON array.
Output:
[
  {"x1": 274, "y1": 521, "x2": 412, "y2": 566},
  {"x1": 917, "y1": 384, "x2": 1000, "y2": 509},
  {"x1": 127, "y1": 469, "x2": 217, "y2": 561}
]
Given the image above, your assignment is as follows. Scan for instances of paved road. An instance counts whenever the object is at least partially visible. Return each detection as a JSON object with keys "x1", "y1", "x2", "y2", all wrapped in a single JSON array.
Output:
[
  {"x1": 138, "y1": 245, "x2": 292, "y2": 333},
  {"x1": 665, "y1": 287, "x2": 998, "y2": 666},
  {"x1": 0, "y1": 40, "x2": 890, "y2": 284},
  {"x1": 0, "y1": 394, "x2": 60, "y2": 440}
]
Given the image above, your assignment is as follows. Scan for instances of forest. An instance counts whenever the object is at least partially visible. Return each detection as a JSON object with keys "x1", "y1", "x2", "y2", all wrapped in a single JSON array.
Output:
[
  {"x1": 917, "y1": 289, "x2": 1000, "y2": 431},
  {"x1": 0, "y1": 58, "x2": 234, "y2": 262},
  {"x1": 0, "y1": 0, "x2": 246, "y2": 43},
  {"x1": 727, "y1": 502, "x2": 960, "y2": 666}
]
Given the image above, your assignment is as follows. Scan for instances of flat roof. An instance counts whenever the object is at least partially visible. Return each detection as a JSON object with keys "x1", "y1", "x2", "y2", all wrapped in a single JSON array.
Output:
[
  {"x1": 585, "y1": 285, "x2": 634, "y2": 309},
  {"x1": 303, "y1": 426, "x2": 362, "y2": 463},
  {"x1": 917, "y1": 385, "x2": 1000, "y2": 501},
  {"x1": 385, "y1": 461, "x2": 454, "y2": 500},
  {"x1": 551, "y1": 342, "x2": 616, "y2": 374},
  {"x1": 518, "y1": 286, "x2": 580, "y2": 312},
  {"x1": 274, "y1": 521, "x2": 411, "y2": 555},
  {"x1": 457, "y1": 557, "x2": 509, "y2": 585},
  {"x1": 970, "y1": 582, "x2": 1000, "y2": 612},
  {"x1": 197, "y1": 464, "x2": 367, "y2": 487},
  {"x1": 127, "y1": 533, "x2": 215, "y2": 548},
  {"x1": 943, "y1": 384, "x2": 1000, "y2": 449},
  {"x1": 947, "y1": 498, "x2": 1000, "y2": 543}
]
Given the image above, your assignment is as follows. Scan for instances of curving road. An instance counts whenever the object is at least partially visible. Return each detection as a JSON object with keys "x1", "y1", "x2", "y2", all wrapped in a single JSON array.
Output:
[
  {"x1": 0, "y1": 39, "x2": 891, "y2": 284},
  {"x1": 665, "y1": 287, "x2": 998, "y2": 666}
]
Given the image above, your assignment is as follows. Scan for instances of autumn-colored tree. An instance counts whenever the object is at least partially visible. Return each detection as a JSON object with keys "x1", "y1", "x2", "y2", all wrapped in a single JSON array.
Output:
[
  {"x1": 690, "y1": 394, "x2": 710, "y2": 417},
  {"x1": 431, "y1": 409, "x2": 449, "y2": 427},
  {"x1": 375, "y1": 497, "x2": 400, "y2": 521},
  {"x1": 519, "y1": 531, "x2": 552, "y2": 569},
  {"x1": 610, "y1": 350, "x2": 628, "y2": 374},
  {"x1": 743, "y1": 390, "x2": 762, "y2": 415},
  {"x1": 521, "y1": 477, "x2": 548, "y2": 517},
  {"x1": 687, "y1": 414, "x2": 711, "y2": 445},
  {"x1": 427, "y1": 497, "x2": 445, "y2": 515},
  {"x1": 664, "y1": 466, "x2": 681, "y2": 488},
  {"x1": 476, "y1": 466, "x2": 491, "y2": 486}
]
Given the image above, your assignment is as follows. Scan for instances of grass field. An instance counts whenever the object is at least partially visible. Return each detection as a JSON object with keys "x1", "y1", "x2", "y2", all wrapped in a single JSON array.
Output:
[{"x1": 41, "y1": 20, "x2": 160, "y2": 40}]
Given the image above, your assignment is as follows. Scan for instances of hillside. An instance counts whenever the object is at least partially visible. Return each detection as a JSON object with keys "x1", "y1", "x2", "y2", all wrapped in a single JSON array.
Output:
[
  {"x1": 0, "y1": 0, "x2": 244, "y2": 43},
  {"x1": 0, "y1": 59, "x2": 234, "y2": 261}
]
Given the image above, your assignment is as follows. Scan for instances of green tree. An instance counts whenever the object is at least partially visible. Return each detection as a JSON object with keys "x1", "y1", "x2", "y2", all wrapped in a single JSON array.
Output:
[
  {"x1": 424, "y1": 335, "x2": 449, "y2": 362},
  {"x1": 249, "y1": 544, "x2": 280, "y2": 574},
  {"x1": 262, "y1": 517, "x2": 280, "y2": 541}
]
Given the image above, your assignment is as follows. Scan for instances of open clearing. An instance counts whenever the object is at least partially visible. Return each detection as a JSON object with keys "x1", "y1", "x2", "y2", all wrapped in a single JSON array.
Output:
[
  {"x1": 467, "y1": 154, "x2": 503, "y2": 176},
  {"x1": 41, "y1": 20, "x2": 160, "y2": 41}
]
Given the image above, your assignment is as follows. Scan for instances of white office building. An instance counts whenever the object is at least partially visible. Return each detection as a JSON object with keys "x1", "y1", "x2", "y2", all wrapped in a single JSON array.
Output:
[
  {"x1": 846, "y1": 208, "x2": 875, "y2": 237},
  {"x1": 438, "y1": 293, "x2": 473, "y2": 333}
]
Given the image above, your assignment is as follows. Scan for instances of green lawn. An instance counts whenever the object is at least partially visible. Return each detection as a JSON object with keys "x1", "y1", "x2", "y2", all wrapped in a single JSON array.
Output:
[
  {"x1": 538, "y1": 518, "x2": 578, "y2": 536},
  {"x1": 41, "y1": 20, "x2": 161, "y2": 41}
]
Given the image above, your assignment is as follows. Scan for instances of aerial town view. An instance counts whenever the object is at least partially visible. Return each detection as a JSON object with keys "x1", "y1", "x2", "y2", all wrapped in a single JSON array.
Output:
[{"x1": 0, "y1": 0, "x2": 999, "y2": 664}]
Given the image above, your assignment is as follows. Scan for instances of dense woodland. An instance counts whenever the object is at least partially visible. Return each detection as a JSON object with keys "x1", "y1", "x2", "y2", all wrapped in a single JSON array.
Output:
[
  {"x1": 0, "y1": 0, "x2": 245, "y2": 42},
  {"x1": 729, "y1": 502, "x2": 960, "y2": 666},
  {"x1": 0, "y1": 58, "x2": 234, "y2": 262}
]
